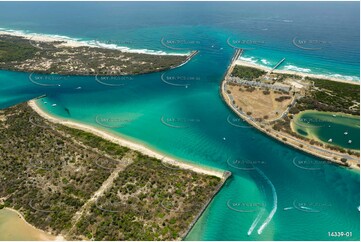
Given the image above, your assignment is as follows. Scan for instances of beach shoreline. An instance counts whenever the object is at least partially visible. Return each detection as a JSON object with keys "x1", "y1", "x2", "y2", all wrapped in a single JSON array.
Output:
[
  {"x1": 2, "y1": 207, "x2": 64, "y2": 241},
  {"x1": 221, "y1": 81, "x2": 359, "y2": 170},
  {"x1": 28, "y1": 100, "x2": 225, "y2": 179},
  {"x1": 0, "y1": 29, "x2": 188, "y2": 56},
  {"x1": 221, "y1": 51, "x2": 359, "y2": 170},
  {"x1": 235, "y1": 59, "x2": 360, "y2": 85}
]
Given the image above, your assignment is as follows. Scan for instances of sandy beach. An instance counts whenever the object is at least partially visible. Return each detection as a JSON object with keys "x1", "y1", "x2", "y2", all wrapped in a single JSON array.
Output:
[
  {"x1": 0, "y1": 30, "x2": 90, "y2": 48},
  {"x1": 28, "y1": 100, "x2": 224, "y2": 179},
  {"x1": 235, "y1": 59, "x2": 360, "y2": 85},
  {"x1": 1, "y1": 208, "x2": 64, "y2": 241},
  {"x1": 0, "y1": 29, "x2": 188, "y2": 56},
  {"x1": 220, "y1": 49, "x2": 360, "y2": 170}
]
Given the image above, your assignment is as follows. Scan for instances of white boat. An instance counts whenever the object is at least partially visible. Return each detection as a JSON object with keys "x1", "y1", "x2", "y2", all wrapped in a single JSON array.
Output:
[
  {"x1": 332, "y1": 114, "x2": 336, "y2": 117},
  {"x1": 51, "y1": 104, "x2": 57, "y2": 107},
  {"x1": 76, "y1": 86, "x2": 82, "y2": 90},
  {"x1": 328, "y1": 138, "x2": 332, "y2": 142},
  {"x1": 344, "y1": 132, "x2": 348, "y2": 135},
  {"x1": 348, "y1": 140, "x2": 352, "y2": 144},
  {"x1": 283, "y1": 207, "x2": 293, "y2": 211}
]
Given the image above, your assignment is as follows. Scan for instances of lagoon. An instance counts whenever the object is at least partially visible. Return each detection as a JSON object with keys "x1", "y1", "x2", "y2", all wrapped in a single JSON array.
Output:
[{"x1": 292, "y1": 110, "x2": 360, "y2": 150}]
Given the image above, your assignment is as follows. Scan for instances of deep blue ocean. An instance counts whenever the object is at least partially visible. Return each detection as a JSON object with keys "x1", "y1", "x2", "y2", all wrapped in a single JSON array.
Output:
[{"x1": 0, "y1": 2, "x2": 359, "y2": 241}]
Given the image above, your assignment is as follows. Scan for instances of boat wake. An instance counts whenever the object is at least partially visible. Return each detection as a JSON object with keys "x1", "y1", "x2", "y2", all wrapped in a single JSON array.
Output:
[
  {"x1": 247, "y1": 208, "x2": 265, "y2": 236},
  {"x1": 246, "y1": 167, "x2": 277, "y2": 236},
  {"x1": 255, "y1": 167, "x2": 277, "y2": 235}
]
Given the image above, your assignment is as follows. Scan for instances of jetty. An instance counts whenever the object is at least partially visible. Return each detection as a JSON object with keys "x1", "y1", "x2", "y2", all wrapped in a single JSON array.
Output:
[
  {"x1": 270, "y1": 58, "x2": 286, "y2": 73},
  {"x1": 220, "y1": 48, "x2": 243, "y2": 82},
  {"x1": 35, "y1": 94, "x2": 47, "y2": 100},
  {"x1": 169, "y1": 50, "x2": 199, "y2": 70}
]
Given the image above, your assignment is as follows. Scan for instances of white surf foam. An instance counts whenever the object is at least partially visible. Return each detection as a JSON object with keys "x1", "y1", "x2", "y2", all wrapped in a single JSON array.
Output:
[
  {"x1": 283, "y1": 65, "x2": 311, "y2": 73},
  {"x1": 0, "y1": 28, "x2": 186, "y2": 56},
  {"x1": 260, "y1": 59, "x2": 270, "y2": 65},
  {"x1": 239, "y1": 56, "x2": 258, "y2": 64}
]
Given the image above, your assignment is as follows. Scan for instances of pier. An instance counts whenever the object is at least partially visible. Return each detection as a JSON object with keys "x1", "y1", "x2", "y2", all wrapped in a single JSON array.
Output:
[
  {"x1": 220, "y1": 48, "x2": 243, "y2": 82},
  {"x1": 169, "y1": 50, "x2": 199, "y2": 70},
  {"x1": 270, "y1": 58, "x2": 286, "y2": 73}
]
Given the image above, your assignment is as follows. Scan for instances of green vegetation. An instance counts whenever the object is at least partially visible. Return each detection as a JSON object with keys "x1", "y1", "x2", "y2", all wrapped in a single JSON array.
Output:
[
  {"x1": 0, "y1": 34, "x2": 188, "y2": 75},
  {"x1": 0, "y1": 38, "x2": 37, "y2": 62},
  {"x1": 0, "y1": 103, "x2": 222, "y2": 240},
  {"x1": 71, "y1": 154, "x2": 220, "y2": 240},
  {"x1": 295, "y1": 77, "x2": 360, "y2": 115},
  {"x1": 231, "y1": 65, "x2": 266, "y2": 80}
]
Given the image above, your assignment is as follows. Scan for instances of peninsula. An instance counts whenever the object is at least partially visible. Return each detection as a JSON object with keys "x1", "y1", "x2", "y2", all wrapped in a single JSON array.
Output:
[
  {"x1": 221, "y1": 49, "x2": 360, "y2": 169},
  {"x1": 0, "y1": 31, "x2": 197, "y2": 76},
  {"x1": 0, "y1": 101, "x2": 228, "y2": 241}
]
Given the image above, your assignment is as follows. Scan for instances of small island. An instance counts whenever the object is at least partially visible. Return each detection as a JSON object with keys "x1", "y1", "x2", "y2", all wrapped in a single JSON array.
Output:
[
  {"x1": 222, "y1": 49, "x2": 360, "y2": 169},
  {"x1": 0, "y1": 31, "x2": 197, "y2": 76}
]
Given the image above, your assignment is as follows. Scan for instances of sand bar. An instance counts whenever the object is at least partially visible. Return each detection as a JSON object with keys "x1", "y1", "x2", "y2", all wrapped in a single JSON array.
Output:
[{"x1": 28, "y1": 100, "x2": 224, "y2": 179}]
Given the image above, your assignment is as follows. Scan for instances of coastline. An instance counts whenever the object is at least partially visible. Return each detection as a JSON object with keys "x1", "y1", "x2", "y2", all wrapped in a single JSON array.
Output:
[
  {"x1": 235, "y1": 59, "x2": 360, "y2": 85},
  {"x1": 182, "y1": 171, "x2": 231, "y2": 239},
  {"x1": 221, "y1": 81, "x2": 359, "y2": 170},
  {"x1": 221, "y1": 51, "x2": 359, "y2": 170},
  {"x1": 28, "y1": 100, "x2": 225, "y2": 179},
  {"x1": 0, "y1": 29, "x2": 188, "y2": 56},
  {"x1": 1, "y1": 207, "x2": 64, "y2": 241},
  {"x1": 290, "y1": 110, "x2": 360, "y2": 151}
]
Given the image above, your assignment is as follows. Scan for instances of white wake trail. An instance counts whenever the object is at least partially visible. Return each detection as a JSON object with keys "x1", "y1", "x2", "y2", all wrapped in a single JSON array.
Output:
[
  {"x1": 255, "y1": 167, "x2": 277, "y2": 235},
  {"x1": 247, "y1": 208, "x2": 265, "y2": 236}
]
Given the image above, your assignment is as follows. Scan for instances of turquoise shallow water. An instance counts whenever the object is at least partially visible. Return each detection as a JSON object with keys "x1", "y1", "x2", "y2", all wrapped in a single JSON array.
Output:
[
  {"x1": 0, "y1": 2, "x2": 360, "y2": 240},
  {"x1": 293, "y1": 111, "x2": 360, "y2": 150}
]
